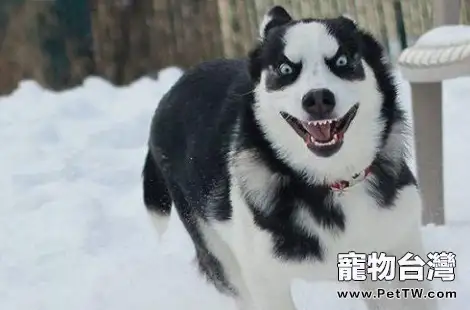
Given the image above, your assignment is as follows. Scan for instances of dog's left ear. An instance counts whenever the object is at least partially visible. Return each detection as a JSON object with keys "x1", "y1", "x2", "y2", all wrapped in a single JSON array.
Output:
[
  {"x1": 259, "y1": 6, "x2": 293, "y2": 40},
  {"x1": 250, "y1": 6, "x2": 292, "y2": 83}
]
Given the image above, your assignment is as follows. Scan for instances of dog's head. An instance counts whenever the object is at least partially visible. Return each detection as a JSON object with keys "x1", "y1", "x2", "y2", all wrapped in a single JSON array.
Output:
[{"x1": 249, "y1": 6, "x2": 404, "y2": 181}]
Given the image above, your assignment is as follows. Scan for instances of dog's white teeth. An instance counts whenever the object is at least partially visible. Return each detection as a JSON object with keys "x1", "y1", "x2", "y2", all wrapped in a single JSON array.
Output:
[
  {"x1": 310, "y1": 119, "x2": 335, "y2": 126},
  {"x1": 310, "y1": 134, "x2": 340, "y2": 147},
  {"x1": 316, "y1": 141, "x2": 331, "y2": 146}
]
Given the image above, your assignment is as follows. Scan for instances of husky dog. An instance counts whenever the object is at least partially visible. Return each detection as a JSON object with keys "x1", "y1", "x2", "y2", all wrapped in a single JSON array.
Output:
[{"x1": 142, "y1": 6, "x2": 438, "y2": 310}]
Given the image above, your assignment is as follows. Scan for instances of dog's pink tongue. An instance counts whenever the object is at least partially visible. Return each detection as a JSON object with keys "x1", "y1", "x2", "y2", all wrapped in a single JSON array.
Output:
[{"x1": 304, "y1": 122, "x2": 332, "y2": 142}]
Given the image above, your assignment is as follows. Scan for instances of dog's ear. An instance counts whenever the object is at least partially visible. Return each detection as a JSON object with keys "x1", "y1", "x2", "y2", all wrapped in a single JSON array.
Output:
[
  {"x1": 340, "y1": 13, "x2": 358, "y2": 27},
  {"x1": 338, "y1": 14, "x2": 361, "y2": 35},
  {"x1": 250, "y1": 6, "x2": 292, "y2": 82},
  {"x1": 259, "y1": 6, "x2": 292, "y2": 40}
]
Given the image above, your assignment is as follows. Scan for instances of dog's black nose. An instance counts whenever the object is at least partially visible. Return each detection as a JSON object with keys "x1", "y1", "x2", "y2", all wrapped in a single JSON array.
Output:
[{"x1": 302, "y1": 89, "x2": 336, "y2": 118}]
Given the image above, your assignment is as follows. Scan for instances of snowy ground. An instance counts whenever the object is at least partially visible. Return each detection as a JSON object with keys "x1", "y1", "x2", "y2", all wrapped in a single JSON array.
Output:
[{"x1": 0, "y1": 66, "x2": 468, "y2": 310}]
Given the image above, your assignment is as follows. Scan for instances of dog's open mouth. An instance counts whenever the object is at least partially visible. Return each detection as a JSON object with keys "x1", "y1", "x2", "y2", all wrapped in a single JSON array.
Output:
[{"x1": 280, "y1": 103, "x2": 359, "y2": 157}]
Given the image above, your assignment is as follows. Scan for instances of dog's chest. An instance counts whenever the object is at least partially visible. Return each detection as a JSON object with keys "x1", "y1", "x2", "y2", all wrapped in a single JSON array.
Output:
[
  {"x1": 226, "y1": 178, "x2": 420, "y2": 262},
  {"x1": 317, "y1": 181, "x2": 421, "y2": 258},
  {"x1": 224, "y1": 150, "x2": 421, "y2": 279}
]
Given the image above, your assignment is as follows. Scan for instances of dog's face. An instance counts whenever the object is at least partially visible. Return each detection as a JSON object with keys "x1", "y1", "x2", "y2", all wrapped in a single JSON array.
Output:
[{"x1": 250, "y1": 6, "x2": 396, "y2": 181}]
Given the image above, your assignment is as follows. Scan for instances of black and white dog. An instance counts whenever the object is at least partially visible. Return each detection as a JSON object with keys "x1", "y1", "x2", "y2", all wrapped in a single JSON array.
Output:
[{"x1": 143, "y1": 6, "x2": 437, "y2": 310}]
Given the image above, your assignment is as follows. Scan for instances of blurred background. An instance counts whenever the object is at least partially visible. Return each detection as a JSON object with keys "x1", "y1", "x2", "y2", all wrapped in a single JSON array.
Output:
[{"x1": 1, "y1": 0, "x2": 470, "y2": 95}]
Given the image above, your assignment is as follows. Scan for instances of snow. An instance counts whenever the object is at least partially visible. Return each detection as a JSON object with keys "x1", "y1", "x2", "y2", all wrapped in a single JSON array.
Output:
[
  {"x1": 416, "y1": 25, "x2": 470, "y2": 46},
  {"x1": 0, "y1": 67, "x2": 469, "y2": 310}
]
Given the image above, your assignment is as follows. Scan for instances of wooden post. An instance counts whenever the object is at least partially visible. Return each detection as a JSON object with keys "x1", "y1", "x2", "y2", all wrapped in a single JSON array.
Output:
[
  {"x1": 394, "y1": 1, "x2": 408, "y2": 50},
  {"x1": 218, "y1": 0, "x2": 254, "y2": 58}
]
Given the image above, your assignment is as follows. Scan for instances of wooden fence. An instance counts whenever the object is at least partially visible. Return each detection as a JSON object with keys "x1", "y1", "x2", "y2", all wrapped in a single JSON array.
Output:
[
  {"x1": 221, "y1": 0, "x2": 470, "y2": 59},
  {"x1": 0, "y1": 0, "x2": 469, "y2": 95}
]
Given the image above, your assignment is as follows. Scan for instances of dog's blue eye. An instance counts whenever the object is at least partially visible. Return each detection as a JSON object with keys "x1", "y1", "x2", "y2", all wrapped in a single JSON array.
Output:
[
  {"x1": 336, "y1": 55, "x2": 348, "y2": 67},
  {"x1": 278, "y1": 63, "x2": 293, "y2": 75}
]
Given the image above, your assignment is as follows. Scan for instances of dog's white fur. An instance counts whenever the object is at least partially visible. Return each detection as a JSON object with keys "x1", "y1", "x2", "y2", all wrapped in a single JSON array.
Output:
[
  {"x1": 255, "y1": 22, "x2": 383, "y2": 183},
  {"x1": 152, "y1": 11, "x2": 438, "y2": 310}
]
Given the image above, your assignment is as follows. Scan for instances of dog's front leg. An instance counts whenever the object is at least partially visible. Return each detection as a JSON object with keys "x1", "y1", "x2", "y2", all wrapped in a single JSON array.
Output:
[
  {"x1": 234, "y1": 249, "x2": 296, "y2": 310},
  {"x1": 359, "y1": 230, "x2": 439, "y2": 310}
]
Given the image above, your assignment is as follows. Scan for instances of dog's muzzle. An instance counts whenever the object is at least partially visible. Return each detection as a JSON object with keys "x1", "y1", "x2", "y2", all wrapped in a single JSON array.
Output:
[{"x1": 280, "y1": 103, "x2": 359, "y2": 157}]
